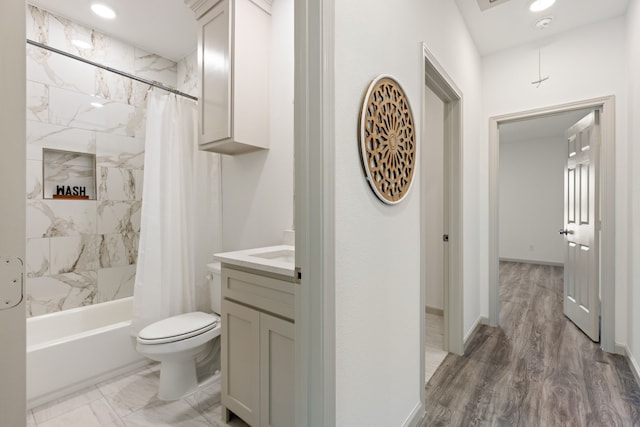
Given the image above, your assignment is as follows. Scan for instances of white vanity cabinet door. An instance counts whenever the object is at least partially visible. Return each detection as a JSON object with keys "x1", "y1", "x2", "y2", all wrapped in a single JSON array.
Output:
[
  {"x1": 194, "y1": 0, "x2": 271, "y2": 155},
  {"x1": 259, "y1": 313, "x2": 294, "y2": 427},
  {"x1": 222, "y1": 299, "x2": 260, "y2": 427},
  {"x1": 197, "y1": 0, "x2": 231, "y2": 145}
]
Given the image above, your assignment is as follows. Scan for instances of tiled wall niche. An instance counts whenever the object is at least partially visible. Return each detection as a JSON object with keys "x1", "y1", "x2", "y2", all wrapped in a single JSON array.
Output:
[
  {"x1": 43, "y1": 149, "x2": 96, "y2": 200},
  {"x1": 25, "y1": 5, "x2": 199, "y2": 317}
]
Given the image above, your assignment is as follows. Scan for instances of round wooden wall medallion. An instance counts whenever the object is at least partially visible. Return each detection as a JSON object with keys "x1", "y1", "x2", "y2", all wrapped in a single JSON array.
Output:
[{"x1": 358, "y1": 75, "x2": 416, "y2": 204}]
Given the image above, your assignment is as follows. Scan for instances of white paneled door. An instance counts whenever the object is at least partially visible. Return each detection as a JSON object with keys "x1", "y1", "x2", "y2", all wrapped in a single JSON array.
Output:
[
  {"x1": 562, "y1": 111, "x2": 600, "y2": 342},
  {"x1": 0, "y1": 0, "x2": 27, "y2": 425}
]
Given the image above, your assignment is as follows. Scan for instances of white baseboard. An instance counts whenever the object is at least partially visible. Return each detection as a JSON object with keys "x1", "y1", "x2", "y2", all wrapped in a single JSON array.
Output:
[
  {"x1": 463, "y1": 316, "x2": 489, "y2": 354},
  {"x1": 401, "y1": 401, "x2": 424, "y2": 427},
  {"x1": 499, "y1": 257, "x2": 563, "y2": 267},
  {"x1": 27, "y1": 359, "x2": 151, "y2": 409},
  {"x1": 622, "y1": 345, "x2": 640, "y2": 388},
  {"x1": 614, "y1": 343, "x2": 626, "y2": 356},
  {"x1": 425, "y1": 306, "x2": 444, "y2": 316}
]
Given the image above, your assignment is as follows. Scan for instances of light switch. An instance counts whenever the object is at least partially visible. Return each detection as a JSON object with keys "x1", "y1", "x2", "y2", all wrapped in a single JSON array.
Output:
[{"x1": 0, "y1": 257, "x2": 23, "y2": 309}]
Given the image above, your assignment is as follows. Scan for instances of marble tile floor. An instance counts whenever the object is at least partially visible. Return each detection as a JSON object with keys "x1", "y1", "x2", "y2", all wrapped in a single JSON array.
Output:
[
  {"x1": 27, "y1": 363, "x2": 249, "y2": 427},
  {"x1": 28, "y1": 312, "x2": 448, "y2": 426},
  {"x1": 425, "y1": 311, "x2": 448, "y2": 384}
]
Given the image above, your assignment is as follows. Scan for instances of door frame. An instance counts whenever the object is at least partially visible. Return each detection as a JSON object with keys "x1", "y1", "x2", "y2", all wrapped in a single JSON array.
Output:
[
  {"x1": 419, "y1": 45, "x2": 464, "y2": 387},
  {"x1": 488, "y1": 95, "x2": 616, "y2": 353},
  {"x1": 293, "y1": 0, "x2": 336, "y2": 425}
]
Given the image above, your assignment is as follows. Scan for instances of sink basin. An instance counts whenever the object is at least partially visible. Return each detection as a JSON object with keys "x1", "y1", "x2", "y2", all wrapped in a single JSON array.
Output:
[
  {"x1": 214, "y1": 245, "x2": 295, "y2": 277},
  {"x1": 250, "y1": 249, "x2": 294, "y2": 264}
]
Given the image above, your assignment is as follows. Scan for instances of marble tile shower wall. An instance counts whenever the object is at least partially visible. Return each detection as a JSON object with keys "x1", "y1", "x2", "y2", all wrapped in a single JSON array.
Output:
[{"x1": 25, "y1": 5, "x2": 185, "y2": 317}]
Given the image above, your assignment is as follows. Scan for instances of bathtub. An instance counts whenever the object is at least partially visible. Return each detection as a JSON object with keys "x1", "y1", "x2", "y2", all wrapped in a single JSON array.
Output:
[{"x1": 27, "y1": 297, "x2": 149, "y2": 408}]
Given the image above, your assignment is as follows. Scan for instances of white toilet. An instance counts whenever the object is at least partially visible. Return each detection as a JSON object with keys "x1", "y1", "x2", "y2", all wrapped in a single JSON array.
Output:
[{"x1": 136, "y1": 262, "x2": 222, "y2": 400}]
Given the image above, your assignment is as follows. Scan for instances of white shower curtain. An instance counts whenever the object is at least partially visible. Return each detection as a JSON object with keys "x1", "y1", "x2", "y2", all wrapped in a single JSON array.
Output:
[{"x1": 131, "y1": 89, "x2": 198, "y2": 334}]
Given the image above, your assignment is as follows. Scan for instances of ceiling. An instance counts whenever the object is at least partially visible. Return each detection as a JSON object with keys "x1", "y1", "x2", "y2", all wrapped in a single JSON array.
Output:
[
  {"x1": 28, "y1": 0, "x2": 630, "y2": 64},
  {"x1": 455, "y1": 0, "x2": 630, "y2": 55},
  {"x1": 499, "y1": 108, "x2": 593, "y2": 143},
  {"x1": 28, "y1": 0, "x2": 198, "y2": 62}
]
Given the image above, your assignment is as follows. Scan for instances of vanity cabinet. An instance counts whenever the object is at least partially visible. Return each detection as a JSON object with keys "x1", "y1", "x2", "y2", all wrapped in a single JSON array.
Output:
[
  {"x1": 189, "y1": 0, "x2": 271, "y2": 155},
  {"x1": 220, "y1": 266, "x2": 295, "y2": 427}
]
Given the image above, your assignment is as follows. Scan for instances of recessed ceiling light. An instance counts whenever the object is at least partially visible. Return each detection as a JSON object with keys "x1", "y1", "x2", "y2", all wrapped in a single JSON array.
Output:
[
  {"x1": 535, "y1": 16, "x2": 553, "y2": 30},
  {"x1": 90, "y1": 3, "x2": 116, "y2": 19},
  {"x1": 529, "y1": 0, "x2": 555, "y2": 12},
  {"x1": 71, "y1": 39, "x2": 92, "y2": 50},
  {"x1": 90, "y1": 102, "x2": 104, "y2": 108}
]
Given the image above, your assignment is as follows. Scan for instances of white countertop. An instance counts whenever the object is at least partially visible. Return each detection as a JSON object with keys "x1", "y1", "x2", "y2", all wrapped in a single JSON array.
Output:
[{"x1": 214, "y1": 245, "x2": 295, "y2": 277}]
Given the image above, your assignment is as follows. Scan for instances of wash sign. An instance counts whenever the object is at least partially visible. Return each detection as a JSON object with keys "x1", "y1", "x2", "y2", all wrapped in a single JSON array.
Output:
[{"x1": 55, "y1": 185, "x2": 88, "y2": 197}]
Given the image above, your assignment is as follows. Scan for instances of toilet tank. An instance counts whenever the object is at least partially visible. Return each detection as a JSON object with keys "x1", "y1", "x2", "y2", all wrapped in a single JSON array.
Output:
[{"x1": 206, "y1": 262, "x2": 221, "y2": 315}]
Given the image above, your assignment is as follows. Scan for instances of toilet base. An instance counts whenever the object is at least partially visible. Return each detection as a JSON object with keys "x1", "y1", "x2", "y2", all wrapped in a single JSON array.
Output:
[{"x1": 157, "y1": 359, "x2": 198, "y2": 401}]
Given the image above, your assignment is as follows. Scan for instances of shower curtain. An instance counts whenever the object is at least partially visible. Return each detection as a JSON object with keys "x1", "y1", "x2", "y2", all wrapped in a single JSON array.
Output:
[{"x1": 132, "y1": 89, "x2": 198, "y2": 334}]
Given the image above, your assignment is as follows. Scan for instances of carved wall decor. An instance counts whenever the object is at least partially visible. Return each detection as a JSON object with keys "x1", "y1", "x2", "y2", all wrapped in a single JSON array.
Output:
[{"x1": 358, "y1": 75, "x2": 416, "y2": 204}]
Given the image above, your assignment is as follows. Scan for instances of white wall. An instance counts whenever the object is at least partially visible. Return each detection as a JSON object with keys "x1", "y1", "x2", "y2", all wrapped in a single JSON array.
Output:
[
  {"x1": 221, "y1": 0, "x2": 294, "y2": 251},
  {"x1": 626, "y1": 0, "x2": 640, "y2": 377},
  {"x1": 499, "y1": 137, "x2": 565, "y2": 265},
  {"x1": 332, "y1": 1, "x2": 482, "y2": 425},
  {"x1": 424, "y1": 86, "x2": 444, "y2": 311},
  {"x1": 0, "y1": 0, "x2": 26, "y2": 424},
  {"x1": 482, "y1": 16, "x2": 629, "y2": 343}
]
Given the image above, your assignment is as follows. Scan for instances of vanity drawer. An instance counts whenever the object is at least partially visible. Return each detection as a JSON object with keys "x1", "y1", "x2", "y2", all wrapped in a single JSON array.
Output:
[{"x1": 221, "y1": 267, "x2": 295, "y2": 321}]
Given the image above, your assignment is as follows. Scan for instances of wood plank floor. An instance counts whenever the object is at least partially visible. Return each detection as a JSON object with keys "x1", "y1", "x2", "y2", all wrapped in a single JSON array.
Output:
[{"x1": 421, "y1": 261, "x2": 640, "y2": 426}]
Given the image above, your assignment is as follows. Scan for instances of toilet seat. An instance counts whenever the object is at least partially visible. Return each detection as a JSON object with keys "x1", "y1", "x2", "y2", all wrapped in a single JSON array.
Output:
[{"x1": 137, "y1": 312, "x2": 220, "y2": 345}]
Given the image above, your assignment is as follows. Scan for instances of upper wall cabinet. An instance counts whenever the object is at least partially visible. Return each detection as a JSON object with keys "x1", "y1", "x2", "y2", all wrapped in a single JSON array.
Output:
[{"x1": 187, "y1": 0, "x2": 271, "y2": 155}]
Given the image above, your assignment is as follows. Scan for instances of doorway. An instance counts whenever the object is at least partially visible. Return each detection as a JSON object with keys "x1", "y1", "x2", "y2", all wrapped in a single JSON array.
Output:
[
  {"x1": 498, "y1": 108, "x2": 594, "y2": 334},
  {"x1": 422, "y1": 83, "x2": 448, "y2": 383},
  {"x1": 420, "y1": 44, "x2": 464, "y2": 392},
  {"x1": 488, "y1": 96, "x2": 616, "y2": 352}
]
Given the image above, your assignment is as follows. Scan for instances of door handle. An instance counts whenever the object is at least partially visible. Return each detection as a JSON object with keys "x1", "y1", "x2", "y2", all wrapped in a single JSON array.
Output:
[{"x1": 559, "y1": 229, "x2": 574, "y2": 235}]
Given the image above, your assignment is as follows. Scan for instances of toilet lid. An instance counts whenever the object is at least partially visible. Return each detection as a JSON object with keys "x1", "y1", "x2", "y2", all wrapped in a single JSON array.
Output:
[{"x1": 138, "y1": 312, "x2": 220, "y2": 344}]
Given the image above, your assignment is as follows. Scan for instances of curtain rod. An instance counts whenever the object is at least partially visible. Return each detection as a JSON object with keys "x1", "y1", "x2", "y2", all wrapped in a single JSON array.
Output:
[{"x1": 26, "y1": 39, "x2": 198, "y2": 102}]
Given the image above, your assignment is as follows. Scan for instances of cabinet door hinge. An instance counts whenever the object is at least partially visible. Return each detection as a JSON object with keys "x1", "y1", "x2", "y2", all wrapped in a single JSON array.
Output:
[
  {"x1": 294, "y1": 267, "x2": 302, "y2": 284},
  {"x1": 0, "y1": 256, "x2": 23, "y2": 309}
]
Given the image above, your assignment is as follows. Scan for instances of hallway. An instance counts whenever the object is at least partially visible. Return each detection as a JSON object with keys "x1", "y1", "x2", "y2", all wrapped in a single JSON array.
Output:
[{"x1": 422, "y1": 262, "x2": 640, "y2": 426}]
